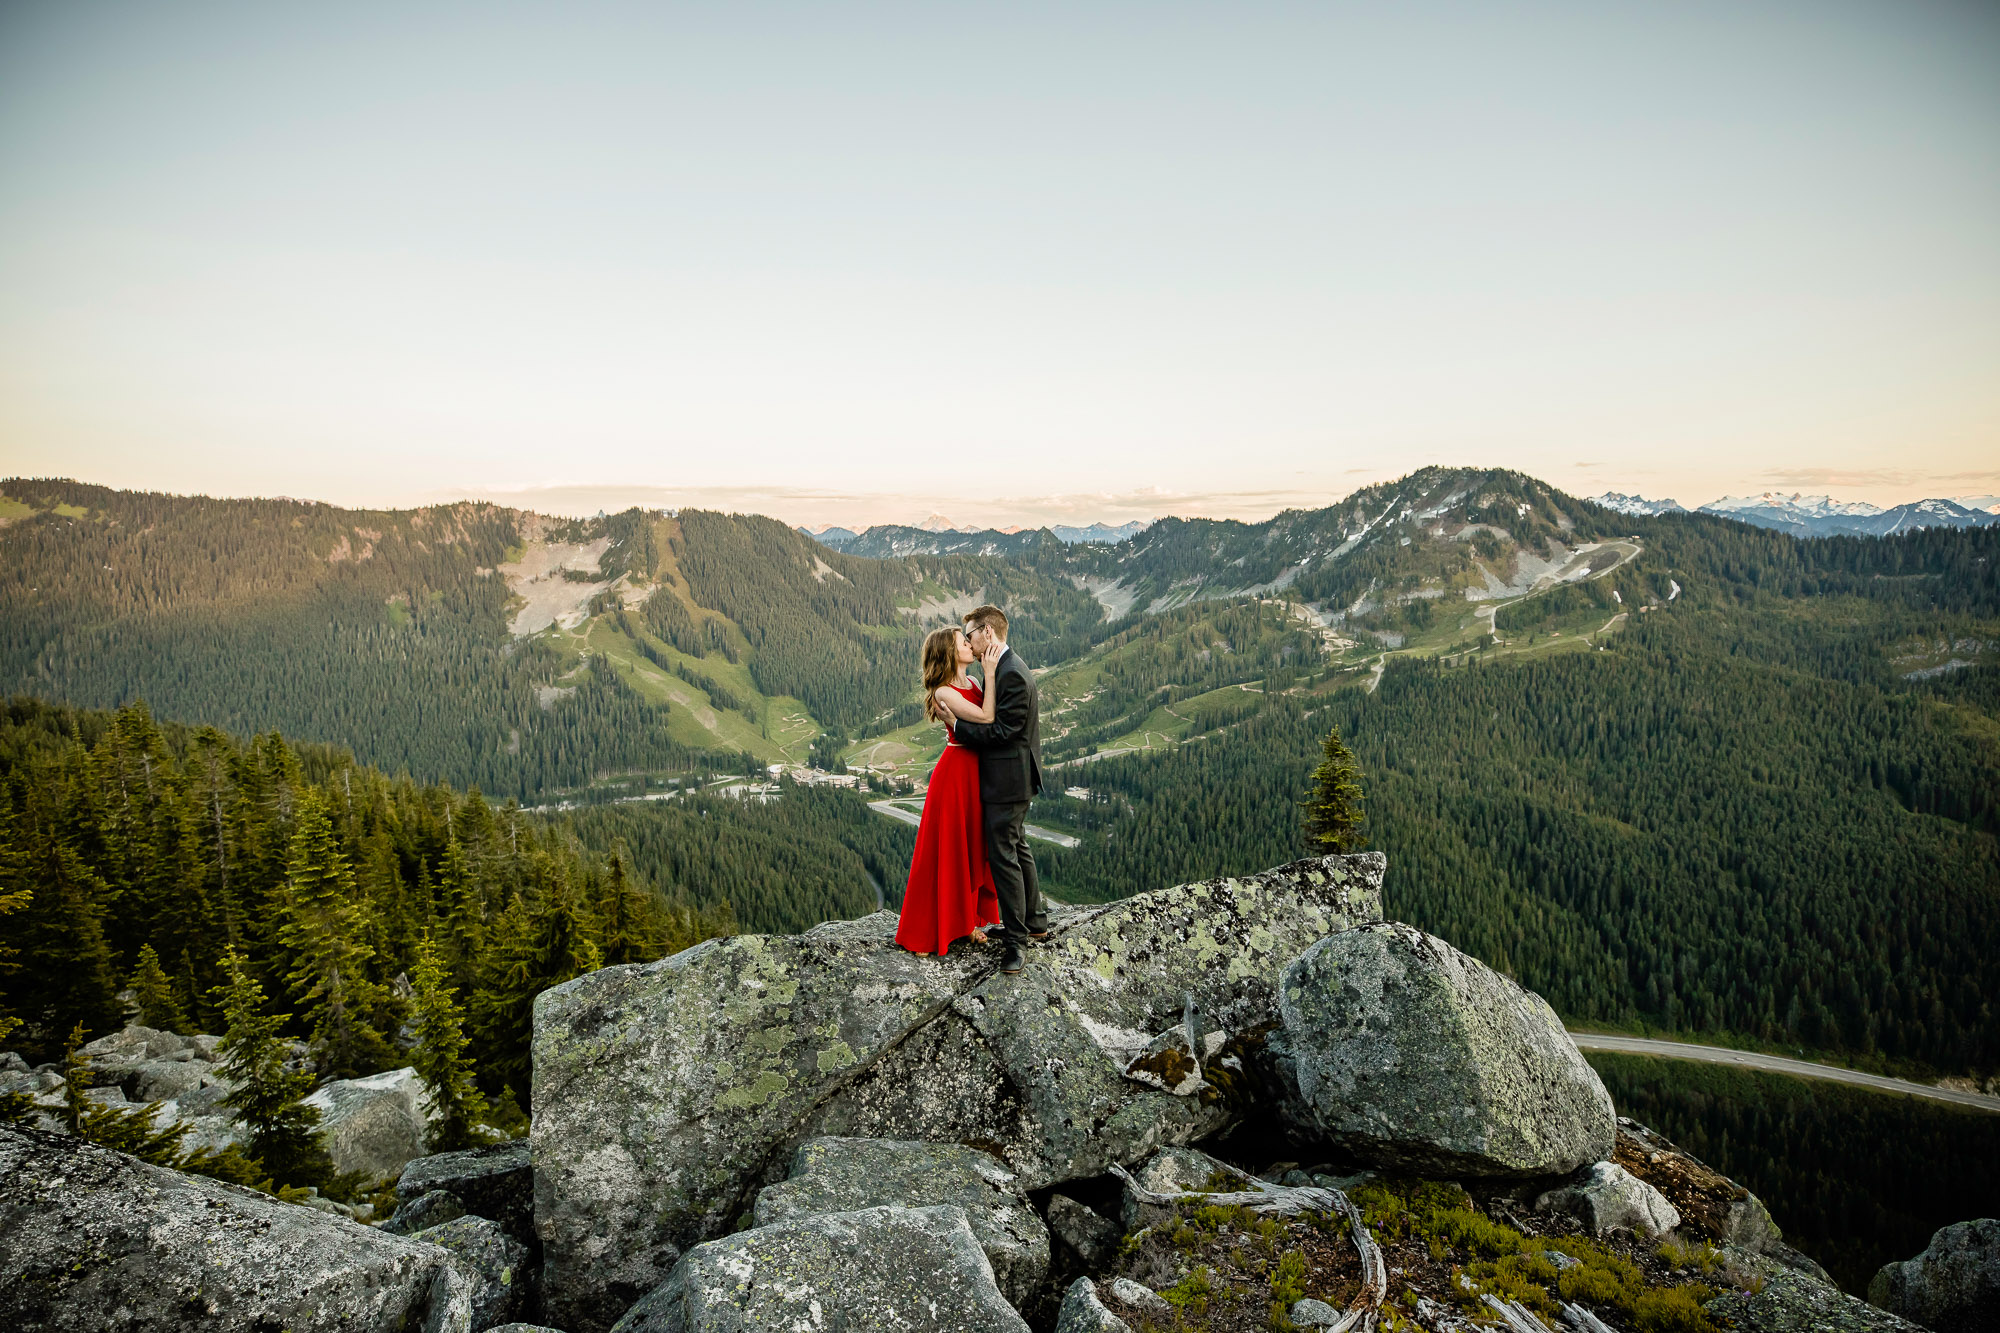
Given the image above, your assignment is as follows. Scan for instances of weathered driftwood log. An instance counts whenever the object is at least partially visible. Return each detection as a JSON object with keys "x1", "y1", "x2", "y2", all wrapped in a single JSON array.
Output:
[{"x1": 1107, "y1": 1164, "x2": 1386, "y2": 1332}]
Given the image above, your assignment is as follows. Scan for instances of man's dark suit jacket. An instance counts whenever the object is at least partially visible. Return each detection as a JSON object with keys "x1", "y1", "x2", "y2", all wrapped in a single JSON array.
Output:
[{"x1": 954, "y1": 646, "x2": 1042, "y2": 803}]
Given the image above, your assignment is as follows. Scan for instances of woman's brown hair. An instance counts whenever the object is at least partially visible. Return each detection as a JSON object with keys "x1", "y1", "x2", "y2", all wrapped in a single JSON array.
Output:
[{"x1": 921, "y1": 628, "x2": 960, "y2": 722}]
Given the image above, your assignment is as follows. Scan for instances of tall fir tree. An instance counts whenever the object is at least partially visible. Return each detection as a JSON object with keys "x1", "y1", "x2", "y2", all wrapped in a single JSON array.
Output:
[
  {"x1": 212, "y1": 949, "x2": 335, "y2": 1192},
  {"x1": 128, "y1": 943, "x2": 190, "y2": 1034},
  {"x1": 277, "y1": 789, "x2": 395, "y2": 1078},
  {"x1": 598, "y1": 851, "x2": 667, "y2": 966},
  {"x1": 470, "y1": 858, "x2": 602, "y2": 1101},
  {"x1": 409, "y1": 932, "x2": 488, "y2": 1152},
  {"x1": 14, "y1": 835, "x2": 123, "y2": 1049},
  {"x1": 1302, "y1": 723, "x2": 1367, "y2": 854}
]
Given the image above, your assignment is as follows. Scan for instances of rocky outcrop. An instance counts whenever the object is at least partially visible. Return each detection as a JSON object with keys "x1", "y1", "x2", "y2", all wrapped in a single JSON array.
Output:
[
  {"x1": 752, "y1": 1137, "x2": 1049, "y2": 1307},
  {"x1": 303, "y1": 1066, "x2": 437, "y2": 1182},
  {"x1": 608, "y1": 1204, "x2": 1030, "y2": 1333},
  {"x1": 1535, "y1": 1161, "x2": 1681, "y2": 1237},
  {"x1": 534, "y1": 853, "x2": 1384, "y2": 1330},
  {"x1": 1867, "y1": 1218, "x2": 2000, "y2": 1332},
  {"x1": 383, "y1": 1188, "x2": 469, "y2": 1236},
  {"x1": 0, "y1": 1125, "x2": 472, "y2": 1332},
  {"x1": 1277, "y1": 921, "x2": 1615, "y2": 1176}
]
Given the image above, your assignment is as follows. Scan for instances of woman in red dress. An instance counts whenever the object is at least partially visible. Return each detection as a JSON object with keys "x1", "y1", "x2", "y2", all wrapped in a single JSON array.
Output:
[{"x1": 895, "y1": 627, "x2": 1005, "y2": 955}]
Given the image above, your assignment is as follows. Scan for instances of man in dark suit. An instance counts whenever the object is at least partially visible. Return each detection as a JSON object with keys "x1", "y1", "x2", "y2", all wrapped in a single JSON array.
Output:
[{"x1": 952, "y1": 604, "x2": 1049, "y2": 975}]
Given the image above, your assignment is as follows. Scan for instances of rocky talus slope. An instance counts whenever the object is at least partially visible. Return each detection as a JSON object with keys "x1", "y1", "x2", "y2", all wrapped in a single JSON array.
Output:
[{"x1": 2, "y1": 852, "x2": 1974, "y2": 1332}]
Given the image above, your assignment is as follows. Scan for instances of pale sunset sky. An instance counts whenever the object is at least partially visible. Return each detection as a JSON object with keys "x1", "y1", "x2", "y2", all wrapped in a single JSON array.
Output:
[{"x1": 1, "y1": 1, "x2": 1996, "y2": 528}]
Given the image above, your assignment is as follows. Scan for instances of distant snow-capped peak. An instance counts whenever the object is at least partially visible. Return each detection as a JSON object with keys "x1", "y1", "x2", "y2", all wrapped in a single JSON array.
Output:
[
  {"x1": 1589, "y1": 492, "x2": 1685, "y2": 516},
  {"x1": 1701, "y1": 492, "x2": 1885, "y2": 519},
  {"x1": 1953, "y1": 494, "x2": 2000, "y2": 515}
]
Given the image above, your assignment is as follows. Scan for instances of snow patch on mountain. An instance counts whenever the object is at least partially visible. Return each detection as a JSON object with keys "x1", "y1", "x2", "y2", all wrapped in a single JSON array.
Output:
[{"x1": 1589, "y1": 492, "x2": 1686, "y2": 516}]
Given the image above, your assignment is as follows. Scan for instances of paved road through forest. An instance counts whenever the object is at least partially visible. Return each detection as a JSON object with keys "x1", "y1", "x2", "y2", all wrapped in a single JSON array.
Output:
[{"x1": 1569, "y1": 1031, "x2": 2000, "y2": 1113}]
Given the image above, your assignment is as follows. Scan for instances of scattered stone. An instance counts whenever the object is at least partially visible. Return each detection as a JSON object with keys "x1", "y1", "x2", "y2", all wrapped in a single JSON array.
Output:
[
  {"x1": 303, "y1": 1066, "x2": 438, "y2": 1182},
  {"x1": 122, "y1": 1057, "x2": 214, "y2": 1103},
  {"x1": 0, "y1": 1125, "x2": 472, "y2": 1332},
  {"x1": 399, "y1": 1139, "x2": 534, "y2": 1246},
  {"x1": 608, "y1": 1204, "x2": 1029, "y2": 1333},
  {"x1": 751, "y1": 1137, "x2": 1050, "y2": 1307},
  {"x1": 1119, "y1": 1144, "x2": 1256, "y2": 1229},
  {"x1": 535, "y1": 854, "x2": 1384, "y2": 1331},
  {"x1": 1047, "y1": 1193, "x2": 1120, "y2": 1266},
  {"x1": 485, "y1": 1326, "x2": 568, "y2": 1333},
  {"x1": 382, "y1": 1188, "x2": 469, "y2": 1236},
  {"x1": 1291, "y1": 1297, "x2": 1343, "y2": 1327},
  {"x1": 1278, "y1": 921, "x2": 1615, "y2": 1177},
  {"x1": 414, "y1": 1214, "x2": 532, "y2": 1331},
  {"x1": 1535, "y1": 1162, "x2": 1682, "y2": 1237},
  {"x1": 1867, "y1": 1218, "x2": 2000, "y2": 1332},
  {"x1": 1055, "y1": 1277, "x2": 1132, "y2": 1333},
  {"x1": 1109, "y1": 1277, "x2": 1169, "y2": 1311}
]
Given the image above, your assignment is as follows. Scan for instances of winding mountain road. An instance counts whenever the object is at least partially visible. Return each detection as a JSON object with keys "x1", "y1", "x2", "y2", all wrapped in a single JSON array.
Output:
[{"x1": 1568, "y1": 1031, "x2": 2000, "y2": 1113}]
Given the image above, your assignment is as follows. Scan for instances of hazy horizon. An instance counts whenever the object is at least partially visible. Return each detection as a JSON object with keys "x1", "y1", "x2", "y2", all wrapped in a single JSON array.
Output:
[{"x1": 4, "y1": 2, "x2": 1997, "y2": 525}]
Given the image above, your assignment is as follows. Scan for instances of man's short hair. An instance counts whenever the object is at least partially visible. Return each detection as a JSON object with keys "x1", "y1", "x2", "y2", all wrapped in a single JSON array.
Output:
[{"x1": 963, "y1": 604, "x2": 1008, "y2": 639}]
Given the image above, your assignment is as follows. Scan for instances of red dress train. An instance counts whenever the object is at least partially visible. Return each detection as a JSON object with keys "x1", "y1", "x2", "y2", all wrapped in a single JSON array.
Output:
[{"x1": 895, "y1": 684, "x2": 1001, "y2": 955}]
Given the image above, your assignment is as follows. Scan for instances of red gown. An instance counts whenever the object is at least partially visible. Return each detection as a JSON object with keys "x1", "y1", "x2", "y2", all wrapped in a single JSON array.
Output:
[{"x1": 895, "y1": 683, "x2": 1001, "y2": 955}]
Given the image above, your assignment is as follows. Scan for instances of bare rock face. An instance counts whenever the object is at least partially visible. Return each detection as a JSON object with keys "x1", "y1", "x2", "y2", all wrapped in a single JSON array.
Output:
[
  {"x1": 302, "y1": 1066, "x2": 438, "y2": 1183},
  {"x1": 0, "y1": 1125, "x2": 472, "y2": 1332},
  {"x1": 534, "y1": 854, "x2": 1383, "y2": 1331},
  {"x1": 752, "y1": 1137, "x2": 1049, "y2": 1308},
  {"x1": 607, "y1": 1204, "x2": 1029, "y2": 1333},
  {"x1": 1277, "y1": 921, "x2": 1615, "y2": 1177},
  {"x1": 1868, "y1": 1218, "x2": 2000, "y2": 1333}
]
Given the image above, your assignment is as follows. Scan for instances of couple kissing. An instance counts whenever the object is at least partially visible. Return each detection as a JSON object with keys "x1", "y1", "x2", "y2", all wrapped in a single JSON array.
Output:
[{"x1": 893, "y1": 603, "x2": 1048, "y2": 975}]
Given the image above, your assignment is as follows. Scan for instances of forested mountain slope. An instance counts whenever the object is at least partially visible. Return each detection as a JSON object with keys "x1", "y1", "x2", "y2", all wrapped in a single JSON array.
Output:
[
  {"x1": 6, "y1": 469, "x2": 1997, "y2": 1080},
  {"x1": 0, "y1": 480, "x2": 1098, "y2": 798}
]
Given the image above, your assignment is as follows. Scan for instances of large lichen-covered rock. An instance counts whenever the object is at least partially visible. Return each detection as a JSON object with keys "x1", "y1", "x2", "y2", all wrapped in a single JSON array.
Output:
[
  {"x1": 399, "y1": 1139, "x2": 535, "y2": 1248},
  {"x1": 1711, "y1": 1250, "x2": 1927, "y2": 1332},
  {"x1": 1867, "y1": 1218, "x2": 2000, "y2": 1332},
  {"x1": 798, "y1": 855, "x2": 1385, "y2": 1190},
  {"x1": 412, "y1": 1215, "x2": 531, "y2": 1331},
  {"x1": 302, "y1": 1066, "x2": 438, "y2": 1182},
  {"x1": 608, "y1": 1204, "x2": 1029, "y2": 1333},
  {"x1": 535, "y1": 854, "x2": 1383, "y2": 1331},
  {"x1": 1278, "y1": 921, "x2": 1615, "y2": 1177},
  {"x1": 0, "y1": 1125, "x2": 472, "y2": 1332},
  {"x1": 752, "y1": 1137, "x2": 1049, "y2": 1307},
  {"x1": 534, "y1": 914, "x2": 994, "y2": 1330}
]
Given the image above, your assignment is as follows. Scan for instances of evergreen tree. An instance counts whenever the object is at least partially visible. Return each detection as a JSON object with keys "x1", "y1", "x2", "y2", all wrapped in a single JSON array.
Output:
[
  {"x1": 409, "y1": 932, "x2": 488, "y2": 1151},
  {"x1": 471, "y1": 861, "x2": 602, "y2": 1100},
  {"x1": 13, "y1": 836, "x2": 122, "y2": 1047},
  {"x1": 1301, "y1": 724, "x2": 1367, "y2": 854},
  {"x1": 598, "y1": 852, "x2": 667, "y2": 966},
  {"x1": 213, "y1": 950, "x2": 334, "y2": 1191},
  {"x1": 277, "y1": 790, "x2": 394, "y2": 1078},
  {"x1": 129, "y1": 943, "x2": 190, "y2": 1034}
]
